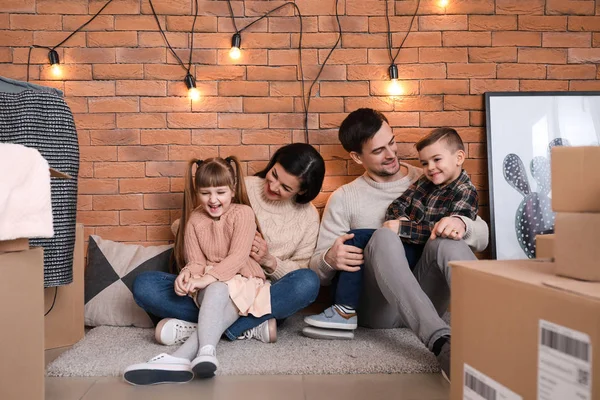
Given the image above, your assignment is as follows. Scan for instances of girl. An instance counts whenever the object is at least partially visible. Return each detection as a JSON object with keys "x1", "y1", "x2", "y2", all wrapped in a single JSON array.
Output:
[{"x1": 124, "y1": 156, "x2": 270, "y2": 385}]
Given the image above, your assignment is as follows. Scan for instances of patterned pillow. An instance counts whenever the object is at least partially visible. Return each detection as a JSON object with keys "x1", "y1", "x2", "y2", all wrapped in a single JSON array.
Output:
[{"x1": 84, "y1": 235, "x2": 173, "y2": 328}]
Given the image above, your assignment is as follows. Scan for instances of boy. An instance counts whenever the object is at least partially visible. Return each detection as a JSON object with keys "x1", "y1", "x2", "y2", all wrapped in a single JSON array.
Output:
[{"x1": 304, "y1": 127, "x2": 478, "y2": 338}]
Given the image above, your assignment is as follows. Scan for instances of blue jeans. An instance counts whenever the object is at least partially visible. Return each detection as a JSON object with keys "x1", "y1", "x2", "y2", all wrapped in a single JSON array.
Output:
[
  {"x1": 132, "y1": 268, "x2": 320, "y2": 340},
  {"x1": 334, "y1": 229, "x2": 424, "y2": 309}
]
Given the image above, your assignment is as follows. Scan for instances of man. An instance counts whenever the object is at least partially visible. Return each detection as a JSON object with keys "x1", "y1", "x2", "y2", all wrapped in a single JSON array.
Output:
[{"x1": 307, "y1": 108, "x2": 489, "y2": 381}]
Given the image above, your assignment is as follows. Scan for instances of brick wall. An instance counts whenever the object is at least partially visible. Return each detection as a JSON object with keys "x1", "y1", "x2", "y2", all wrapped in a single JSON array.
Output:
[{"x1": 1, "y1": 0, "x2": 599, "y2": 247}]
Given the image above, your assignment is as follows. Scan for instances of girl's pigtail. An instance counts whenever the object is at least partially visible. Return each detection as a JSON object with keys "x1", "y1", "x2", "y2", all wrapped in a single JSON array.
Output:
[{"x1": 226, "y1": 156, "x2": 262, "y2": 235}]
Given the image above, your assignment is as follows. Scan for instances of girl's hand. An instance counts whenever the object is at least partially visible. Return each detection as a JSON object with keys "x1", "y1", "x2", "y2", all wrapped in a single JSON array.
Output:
[
  {"x1": 174, "y1": 269, "x2": 191, "y2": 296},
  {"x1": 382, "y1": 219, "x2": 400, "y2": 233},
  {"x1": 186, "y1": 275, "x2": 217, "y2": 294},
  {"x1": 250, "y1": 232, "x2": 277, "y2": 273}
]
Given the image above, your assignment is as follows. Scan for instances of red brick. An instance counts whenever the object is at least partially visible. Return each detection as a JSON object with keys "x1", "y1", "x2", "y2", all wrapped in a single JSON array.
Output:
[
  {"x1": 94, "y1": 162, "x2": 145, "y2": 178},
  {"x1": 568, "y1": 16, "x2": 600, "y2": 31},
  {"x1": 33, "y1": 31, "x2": 86, "y2": 48},
  {"x1": 268, "y1": 16, "x2": 315, "y2": 33},
  {"x1": 368, "y1": 15, "x2": 416, "y2": 34},
  {"x1": 543, "y1": 32, "x2": 591, "y2": 47},
  {"x1": 167, "y1": 49, "x2": 216, "y2": 65},
  {"x1": 370, "y1": 81, "x2": 419, "y2": 96},
  {"x1": 120, "y1": 178, "x2": 170, "y2": 194},
  {"x1": 166, "y1": 16, "x2": 217, "y2": 32},
  {"x1": 117, "y1": 113, "x2": 166, "y2": 129},
  {"x1": 306, "y1": 129, "x2": 338, "y2": 145},
  {"x1": 143, "y1": 65, "x2": 188, "y2": 80},
  {"x1": 143, "y1": 193, "x2": 183, "y2": 210},
  {"x1": 496, "y1": 0, "x2": 544, "y2": 14},
  {"x1": 444, "y1": 95, "x2": 485, "y2": 111},
  {"x1": 497, "y1": 64, "x2": 547, "y2": 79},
  {"x1": 192, "y1": 130, "x2": 241, "y2": 145},
  {"x1": 216, "y1": 81, "x2": 268, "y2": 97},
  {"x1": 116, "y1": 48, "x2": 166, "y2": 64},
  {"x1": 368, "y1": 48, "x2": 419, "y2": 64},
  {"x1": 385, "y1": 112, "x2": 420, "y2": 128},
  {"x1": 138, "y1": 31, "x2": 189, "y2": 48},
  {"x1": 168, "y1": 81, "x2": 218, "y2": 98},
  {"x1": 469, "y1": 47, "x2": 517, "y2": 62},
  {"x1": 188, "y1": 97, "x2": 241, "y2": 113},
  {"x1": 65, "y1": 98, "x2": 88, "y2": 114},
  {"x1": 146, "y1": 226, "x2": 174, "y2": 241},
  {"x1": 318, "y1": 16, "x2": 368, "y2": 32},
  {"x1": 546, "y1": 0, "x2": 595, "y2": 15},
  {"x1": 268, "y1": 82, "x2": 305, "y2": 97},
  {"x1": 63, "y1": 15, "x2": 114, "y2": 31},
  {"x1": 79, "y1": 162, "x2": 93, "y2": 178},
  {"x1": 519, "y1": 16, "x2": 567, "y2": 31},
  {"x1": 492, "y1": 31, "x2": 541, "y2": 47},
  {"x1": 219, "y1": 145, "x2": 270, "y2": 161},
  {"x1": 444, "y1": 0, "x2": 495, "y2": 14},
  {"x1": 518, "y1": 48, "x2": 567, "y2": 64},
  {"x1": 469, "y1": 15, "x2": 517, "y2": 31},
  {"x1": 120, "y1": 210, "x2": 170, "y2": 226},
  {"x1": 470, "y1": 111, "x2": 486, "y2": 126},
  {"x1": 90, "y1": 130, "x2": 140, "y2": 145},
  {"x1": 10, "y1": 14, "x2": 61, "y2": 30},
  {"x1": 0, "y1": 0, "x2": 33, "y2": 12},
  {"x1": 317, "y1": 49, "x2": 367, "y2": 65},
  {"x1": 344, "y1": 97, "x2": 394, "y2": 112},
  {"x1": 0, "y1": 65, "x2": 32, "y2": 81},
  {"x1": 139, "y1": 0, "x2": 191, "y2": 14},
  {"x1": 93, "y1": 64, "x2": 143, "y2": 80},
  {"x1": 235, "y1": 33, "x2": 291, "y2": 49},
  {"x1": 394, "y1": 96, "x2": 443, "y2": 112},
  {"x1": 217, "y1": 114, "x2": 268, "y2": 129},
  {"x1": 443, "y1": 32, "x2": 491, "y2": 47},
  {"x1": 195, "y1": 66, "x2": 245, "y2": 81},
  {"x1": 569, "y1": 81, "x2": 600, "y2": 90},
  {"x1": 420, "y1": 111, "x2": 469, "y2": 127},
  {"x1": 87, "y1": 32, "x2": 138, "y2": 48},
  {"x1": 79, "y1": 179, "x2": 119, "y2": 195},
  {"x1": 318, "y1": 114, "x2": 346, "y2": 130},
  {"x1": 419, "y1": 15, "x2": 468, "y2": 31},
  {"x1": 240, "y1": 98, "x2": 292, "y2": 113},
  {"x1": 118, "y1": 146, "x2": 168, "y2": 162},
  {"x1": 80, "y1": 146, "x2": 117, "y2": 162},
  {"x1": 241, "y1": 130, "x2": 292, "y2": 145},
  {"x1": 402, "y1": 32, "x2": 443, "y2": 48},
  {"x1": 246, "y1": 66, "x2": 296, "y2": 81},
  {"x1": 116, "y1": 80, "x2": 166, "y2": 96},
  {"x1": 302, "y1": 65, "x2": 347, "y2": 81},
  {"x1": 593, "y1": 33, "x2": 600, "y2": 47},
  {"x1": 568, "y1": 49, "x2": 600, "y2": 63},
  {"x1": 350, "y1": 64, "x2": 446, "y2": 80},
  {"x1": 115, "y1": 15, "x2": 164, "y2": 31},
  {"x1": 547, "y1": 65, "x2": 597, "y2": 79},
  {"x1": 65, "y1": 81, "x2": 115, "y2": 97},
  {"x1": 340, "y1": 33, "x2": 387, "y2": 49},
  {"x1": 419, "y1": 48, "x2": 468, "y2": 63},
  {"x1": 470, "y1": 79, "x2": 519, "y2": 94},
  {"x1": 40, "y1": 65, "x2": 92, "y2": 81},
  {"x1": 139, "y1": 130, "x2": 189, "y2": 145},
  {"x1": 90, "y1": 0, "x2": 139, "y2": 13},
  {"x1": 89, "y1": 97, "x2": 139, "y2": 113},
  {"x1": 63, "y1": 48, "x2": 116, "y2": 64},
  {"x1": 0, "y1": 48, "x2": 10, "y2": 63},
  {"x1": 296, "y1": 98, "x2": 344, "y2": 113},
  {"x1": 73, "y1": 114, "x2": 116, "y2": 130},
  {"x1": 37, "y1": 0, "x2": 87, "y2": 14},
  {"x1": 345, "y1": 0, "x2": 385, "y2": 15},
  {"x1": 139, "y1": 98, "x2": 191, "y2": 113},
  {"x1": 320, "y1": 82, "x2": 369, "y2": 97},
  {"x1": 244, "y1": 0, "x2": 296, "y2": 16},
  {"x1": 95, "y1": 226, "x2": 147, "y2": 242},
  {"x1": 0, "y1": 30, "x2": 32, "y2": 46},
  {"x1": 78, "y1": 211, "x2": 119, "y2": 226},
  {"x1": 217, "y1": 49, "x2": 267, "y2": 65},
  {"x1": 267, "y1": 49, "x2": 316, "y2": 67},
  {"x1": 272, "y1": 113, "x2": 319, "y2": 130},
  {"x1": 93, "y1": 194, "x2": 143, "y2": 211},
  {"x1": 420, "y1": 80, "x2": 469, "y2": 94},
  {"x1": 146, "y1": 161, "x2": 187, "y2": 177},
  {"x1": 447, "y1": 63, "x2": 496, "y2": 78},
  {"x1": 167, "y1": 113, "x2": 218, "y2": 129}
]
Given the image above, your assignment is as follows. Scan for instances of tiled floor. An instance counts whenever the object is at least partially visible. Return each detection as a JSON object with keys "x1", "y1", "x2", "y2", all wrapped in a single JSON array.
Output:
[{"x1": 45, "y1": 348, "x2": 449, "y2": 400}]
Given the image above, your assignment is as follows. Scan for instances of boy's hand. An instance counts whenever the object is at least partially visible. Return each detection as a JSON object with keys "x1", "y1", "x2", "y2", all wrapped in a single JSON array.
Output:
[
  {"x1": 324, "y1": 233, "x2": 362, "y2": 272},
  {"x1": 174, "y1": 269, "x2": 191, "y2": 296},
  {"x1": 430, "y1": 216, "x2": 466, "y2": 240},
  {"x1": 382, "y1": 219, "x2": 400, "y2": 233}
]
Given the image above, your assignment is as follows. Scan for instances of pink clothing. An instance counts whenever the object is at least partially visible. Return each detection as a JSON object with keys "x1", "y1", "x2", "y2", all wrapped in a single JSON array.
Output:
[{"x1": 184, "y1": 203, "x2": 270, "y2": 317}]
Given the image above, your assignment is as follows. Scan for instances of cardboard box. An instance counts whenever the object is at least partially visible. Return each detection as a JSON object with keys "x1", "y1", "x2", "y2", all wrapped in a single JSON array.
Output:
[
  {"x1": 535, "y1": 234, "x2": 555, "y2": 259},
  {"x1": 554, "y1": 213, "x2": 600, "y2": 281},
  {"x1": 44, "y1": 223, "x2": 84, "y2": 349},
  {"x1": 0, "y1": 248, "x2": 44, "y2": 400},
  {"x1": 450, "y1": 259, "x2": 600, "y2": 400},
  {"x1": 552, "y1": 146, "x2": 600, "y2": 212}
]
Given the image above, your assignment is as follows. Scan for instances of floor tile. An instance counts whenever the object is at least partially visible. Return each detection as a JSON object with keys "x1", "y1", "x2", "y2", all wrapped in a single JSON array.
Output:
[{"x1": 45, "y1": 377, "x2": 97, "y2": 400}]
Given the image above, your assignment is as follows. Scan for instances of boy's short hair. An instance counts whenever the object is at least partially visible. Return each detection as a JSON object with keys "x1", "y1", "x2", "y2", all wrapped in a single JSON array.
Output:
[
  {"x1": 338, "y1": 108, "x2": 389, "y2": 154},
  {"x1": 416, "y1": 127, "x2": 465, "y2": 153}
]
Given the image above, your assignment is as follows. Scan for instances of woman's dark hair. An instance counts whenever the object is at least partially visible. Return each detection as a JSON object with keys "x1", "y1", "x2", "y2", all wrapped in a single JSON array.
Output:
[
  {"x1": 255, "y1": 143, "x2": 325, "y2": 204},
  {"x1": 338, "y1": 108, "x2": 389, "y2": 154}
]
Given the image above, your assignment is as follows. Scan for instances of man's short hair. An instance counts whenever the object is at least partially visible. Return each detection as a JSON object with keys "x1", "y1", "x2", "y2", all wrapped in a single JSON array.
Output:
[
  {"x1": 416, "y1": 127, "x2": 465, "y2": 153},
  {"x1": 338, "y1": 108, "x2": 389, "y2": 154}
]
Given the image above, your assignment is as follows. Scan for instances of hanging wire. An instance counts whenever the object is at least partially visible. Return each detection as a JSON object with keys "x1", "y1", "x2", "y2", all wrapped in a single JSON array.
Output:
[{"x1": 385, "y1": 0, "x2": 421, "y2": 65}]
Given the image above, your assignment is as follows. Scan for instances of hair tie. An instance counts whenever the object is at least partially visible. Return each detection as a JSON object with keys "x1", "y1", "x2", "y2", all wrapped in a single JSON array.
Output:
[
  {"x1": 196, "y1": 159, "x2": 203, "y2": 167},
  {"x1": 225, "y1": 156, "x2": 233, "y2": 164}
]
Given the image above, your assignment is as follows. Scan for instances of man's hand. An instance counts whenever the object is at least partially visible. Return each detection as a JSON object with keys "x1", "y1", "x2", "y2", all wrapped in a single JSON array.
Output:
[
  {"x1": 430, "y1": 216, "x2": 466, "y2": 240},
  {"x1": 174, "y1": 269, "x2": 191, "y2": 296},
  {"x1": 382, "y1": 219, "x2": 400, "y2": 233},
  {"x1": 324, "y1": 233, "x2": 363, "y2": 272}
]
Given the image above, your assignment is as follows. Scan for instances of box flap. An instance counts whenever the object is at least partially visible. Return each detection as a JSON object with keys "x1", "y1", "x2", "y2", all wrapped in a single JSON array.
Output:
[
  {"x1": 49, "y1": 168, "x2": 72, "y2": 179},
  {"x1": 543, "y1": 276, "x2": 600, "y2": 301}
]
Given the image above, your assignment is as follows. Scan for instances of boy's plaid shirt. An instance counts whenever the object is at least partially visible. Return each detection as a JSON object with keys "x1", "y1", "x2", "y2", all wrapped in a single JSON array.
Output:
[{"x1": 385, "y1": 170, "x2": 479, "y2": 245}]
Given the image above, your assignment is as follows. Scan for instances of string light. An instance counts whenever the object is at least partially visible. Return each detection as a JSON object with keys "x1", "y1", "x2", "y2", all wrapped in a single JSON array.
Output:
[
  {"x1": 229, "y1": 33, "x2": 241, "y2": 60},
  {"x1": 439, "y1": 0, "x2": 449, "y2": 7},
  {"x1": 184, "y1": 73, "x2": 200, "y2": 101},
  {"x1": 387, "y1": 64, "x2": 403, "y2": 96},
  {"x1": 48, "y1": 49, "x2": 62, "y2": 78}
]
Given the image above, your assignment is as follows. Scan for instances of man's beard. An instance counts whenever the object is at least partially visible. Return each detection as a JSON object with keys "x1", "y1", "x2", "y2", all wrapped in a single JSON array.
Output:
[{"x1": 373, "y1": 160, "x2": 400, "y2": 177}]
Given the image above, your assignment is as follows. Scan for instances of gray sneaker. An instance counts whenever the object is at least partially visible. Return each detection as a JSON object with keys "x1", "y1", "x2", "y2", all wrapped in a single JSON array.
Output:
[
  {"x1": 436, "y1": 338, "x2": 451, "y2": 383},
  {"x1": 304, "y1": 306, "x2": 357, "y2": 330}
]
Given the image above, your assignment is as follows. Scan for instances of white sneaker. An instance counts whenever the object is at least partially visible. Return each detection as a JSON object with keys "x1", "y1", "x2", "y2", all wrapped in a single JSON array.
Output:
[
  {"x1": 155, "y1": 318, "x2": 197, "y2": 345},
  {"x1": 191, "y1": 345, "x2": 218, "y2": 379},
  {"x1": 238, "y1": 319, "x2": 277, "y2": 343},
  {"x1": 123, "y1": 353, "x2": 193, "y2": 385}
]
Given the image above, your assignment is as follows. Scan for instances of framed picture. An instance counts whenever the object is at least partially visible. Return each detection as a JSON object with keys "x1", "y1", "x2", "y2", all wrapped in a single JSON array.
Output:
[{"x1": 486, "y1": 92, "x2": 600, "y2": 260}]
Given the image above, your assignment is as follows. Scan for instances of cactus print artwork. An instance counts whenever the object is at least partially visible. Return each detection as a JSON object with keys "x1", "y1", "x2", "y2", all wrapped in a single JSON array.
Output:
[{"x1": 502, "y1": 138, "x2": 569, "y2": 258}]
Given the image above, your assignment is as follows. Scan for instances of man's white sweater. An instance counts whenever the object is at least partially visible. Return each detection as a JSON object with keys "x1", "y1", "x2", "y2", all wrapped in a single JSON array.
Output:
[{"x1": 309, "y1": 163, "x2": 489, "y2": 285}]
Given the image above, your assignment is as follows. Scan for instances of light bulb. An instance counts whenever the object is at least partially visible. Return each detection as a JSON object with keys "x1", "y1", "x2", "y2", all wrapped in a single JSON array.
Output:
[
  {"x1": 439, "y1": 0, "x2": 449, "y2": 7},
  {"x1": 388, "y1": 79, "x2": 403, "y2": 96},
  {"x1": 229, "y1": 46, "x2": 241, "y2": 60},
  {"x1": 188, "y1": 87, "x2": 200, "y2": 101},
  {"x1": 51, "y1": 63, "x2": 62, "y2": 78}
]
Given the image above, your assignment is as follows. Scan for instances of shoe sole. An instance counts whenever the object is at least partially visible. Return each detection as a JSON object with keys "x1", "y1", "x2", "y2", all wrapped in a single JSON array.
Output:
[
  {"x1": 441, "y1": 370, "x2": 450, "y2": 383},
  {"x1": 304, "y1": 317, "x2": 357, "y2": 330},
  {"x1": 267, "y1": 318, "x2": 277, "y2": 343},
  {"x1": 155, "y1": 318, "x2": 196, "y2": 346},
  {"x1": 192, "y1": 362, "x2": 217, "y2": 379},
  {"x1": 302, "y1": 326, "x2": 354, "y2": 340},
  {"x1": 124, "y1": 369, "x2": 194, "y2": 386}
]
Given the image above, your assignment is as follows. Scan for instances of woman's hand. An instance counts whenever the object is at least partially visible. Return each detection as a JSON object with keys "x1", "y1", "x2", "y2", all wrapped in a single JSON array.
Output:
[
  {"x1": 430, "y1": 216, "x2": 466, "y2": 240},
  {"x1": 186, "y1": 274, "x2": 217, "y2": 294},
  {"x1": 250, "y1": 231, "x2": 277, "y2": 273},
  {"x1": 174, "y1": 269, "x2": 191, "y2": 296}
]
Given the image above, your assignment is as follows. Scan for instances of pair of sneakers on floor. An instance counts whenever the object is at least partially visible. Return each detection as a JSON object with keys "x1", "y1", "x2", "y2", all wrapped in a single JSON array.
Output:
[
  {"x1": 302, "y1": 304, "x2": 358, "y2": 340},
  {"x1": 123, "y1": 317, "x2": 277, "y2": 385}
]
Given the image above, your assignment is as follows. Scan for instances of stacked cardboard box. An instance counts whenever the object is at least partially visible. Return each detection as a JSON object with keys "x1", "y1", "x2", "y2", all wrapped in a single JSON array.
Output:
[{"x1": 450, "y1": 146, "x2": 600, "y2": 400}]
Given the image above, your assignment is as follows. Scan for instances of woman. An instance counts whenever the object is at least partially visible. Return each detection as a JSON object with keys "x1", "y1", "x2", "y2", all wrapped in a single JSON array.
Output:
[{"x1": 132, "y1": 143, "x2": 325, "y2": 345}]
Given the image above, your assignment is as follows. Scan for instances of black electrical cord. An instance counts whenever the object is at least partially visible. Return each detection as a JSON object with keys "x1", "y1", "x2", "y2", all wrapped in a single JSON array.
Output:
[
  {"x1": 44, "y1": 287, "x2": 58, "y2": 316},
  {"x1": 385, "y1": 0, "x2": 420, "y2": 66}
]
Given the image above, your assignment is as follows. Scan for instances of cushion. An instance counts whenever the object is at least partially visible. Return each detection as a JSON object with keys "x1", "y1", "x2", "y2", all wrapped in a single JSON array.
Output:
[{"x1": 84, "y1": 235, "x2": 173, "y2": 328}]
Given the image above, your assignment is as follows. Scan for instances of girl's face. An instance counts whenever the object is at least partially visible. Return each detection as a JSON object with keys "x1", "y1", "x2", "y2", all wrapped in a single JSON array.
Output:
[
  {"x1": 263, "y1": 162, "x2": 303, "y2": 202},
  {"x1": 198, "y1": 186, "x2": 234, "y2": 219}
]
